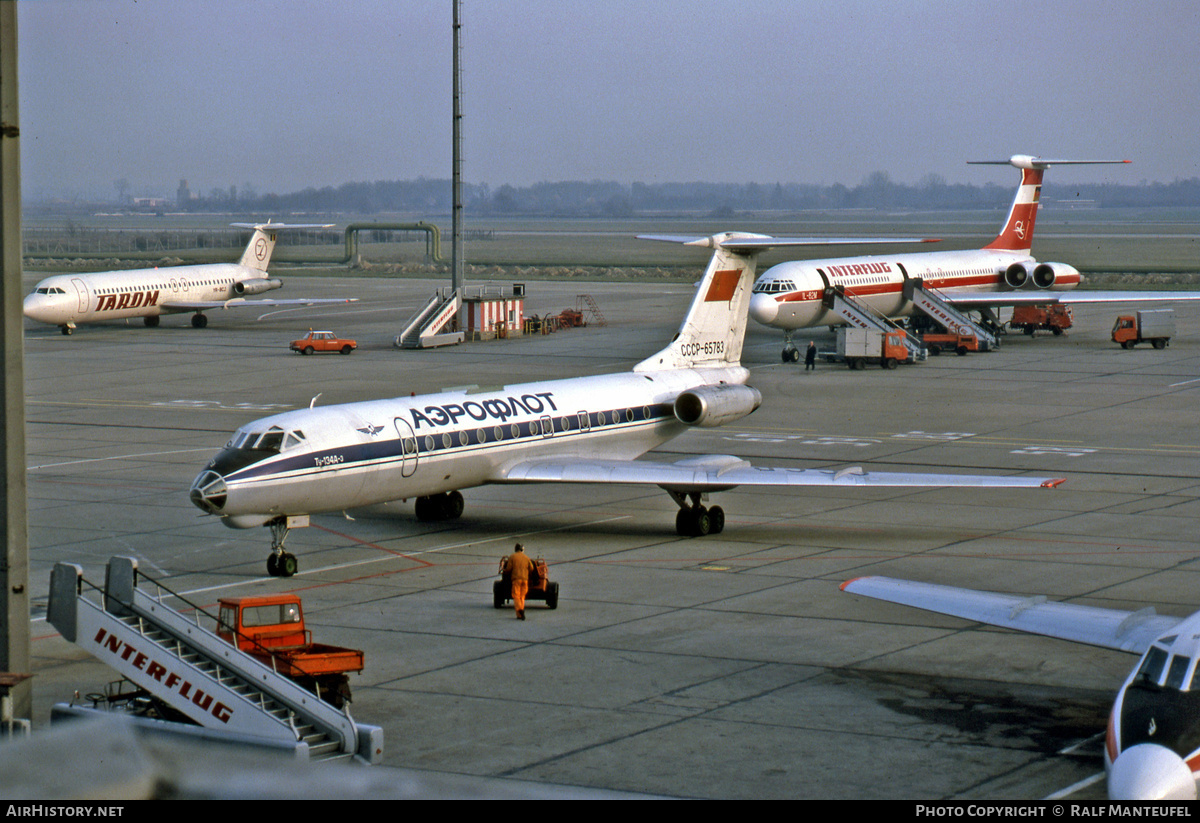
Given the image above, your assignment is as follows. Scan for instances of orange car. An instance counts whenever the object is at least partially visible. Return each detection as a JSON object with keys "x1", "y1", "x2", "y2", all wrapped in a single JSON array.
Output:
[{"x1": 290, "y1": 330, "x2": 357, "y2": 355}]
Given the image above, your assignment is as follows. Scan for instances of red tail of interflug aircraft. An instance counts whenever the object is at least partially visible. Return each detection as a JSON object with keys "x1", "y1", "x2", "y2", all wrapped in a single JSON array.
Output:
[{"x1": 748, "y1": 155, "x2": 1200, "y2": 360}]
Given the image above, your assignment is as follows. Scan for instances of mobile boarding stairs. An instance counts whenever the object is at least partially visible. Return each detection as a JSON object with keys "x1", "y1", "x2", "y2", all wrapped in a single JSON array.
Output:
[
  {"x1": 47, "y1": 556, "x2": 382, "y2": 764},
  {"x1": 821, "y1": 280, "x2": 1000, "y2": 356}
]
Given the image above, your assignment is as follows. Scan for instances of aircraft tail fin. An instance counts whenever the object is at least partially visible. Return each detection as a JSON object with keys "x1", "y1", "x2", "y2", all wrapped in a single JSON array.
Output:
[
  {"x1": 634, "y1": 233, "x2": 769, "y2": 372},
  {"x1": 971, "y1": 156, "x2": 1130, "y2": 253},
  {"x1": 231, "y1": 222, "x2": 334, "y2": 274},
  {"x1": 632, "y1": 231, "x2": 941, "y2": 372}
]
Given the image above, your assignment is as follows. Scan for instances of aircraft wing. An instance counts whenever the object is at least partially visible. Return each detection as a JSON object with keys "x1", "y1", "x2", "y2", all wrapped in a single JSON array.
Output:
[
  {"x1": 498, "y1": 455, "x2": 1063, "y2": 491},
  {"x1": 841, "y1": 576, "x2": 1181, "y2": 655},
  {"x1": 941, "y1": 289, "x2": 1200, "y2": 309},
  {"x1": 160, "y1": 297, "x2": 358, "y2": 311}
]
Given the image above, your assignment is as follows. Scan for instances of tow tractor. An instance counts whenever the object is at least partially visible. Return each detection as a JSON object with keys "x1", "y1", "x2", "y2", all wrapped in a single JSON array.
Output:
[
  {"x1": 493, "y1": 555, "x2": 560, "y2": 610},
  {"x1": 217, "y1": 594, "x2": 365, "y2": 708}
]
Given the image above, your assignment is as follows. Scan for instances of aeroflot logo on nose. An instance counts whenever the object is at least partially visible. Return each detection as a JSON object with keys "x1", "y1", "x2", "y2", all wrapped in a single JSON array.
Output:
[{"x1": 96, "y1": 290, "x2": 160, "y2": 312}]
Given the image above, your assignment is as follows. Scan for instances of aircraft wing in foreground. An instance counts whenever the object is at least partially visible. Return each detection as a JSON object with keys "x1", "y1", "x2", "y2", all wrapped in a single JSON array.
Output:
[{"x1": 842, "y1": 575, "x2": 1200, "y2": 800}]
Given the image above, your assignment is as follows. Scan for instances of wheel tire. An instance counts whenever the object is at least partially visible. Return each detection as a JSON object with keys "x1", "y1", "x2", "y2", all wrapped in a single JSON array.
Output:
[
  {"x1": 882, "y1": 358, "x2": 897, "y2": 370},
  {"x1": 267, "y1": 554, "x2": 280, "y2": 577},
  {"x1": 415, "y1": 496, "x2": 438, "y2": 521},
  {"x1": 279, "y1": 553, "x2": 298, "y2": 577},
  {"x1": 1153, "y1": 339, "x2": 1167, "y2": 349},
  {"x1": 956, "y1": 346, "x2": 968, "y2": 356},
  {"x1": 929, "y1": 345, "x2": 941, "y2": 356},
  {"x1": 446, "y1": 490, "x2": 464, "y2": 519},
  {"x1": 1122, "y1": 340, "x2": 1135, "y2": 349},
  {"x1": 546, "y1": 582, "x2": 559, "y2": 610},
  {"x1": 144, "y1": 315, "x2": 159, "y2": 328},
  {"x1": 341, "y1": 345, "x2": 353, "y2": 355},
  {"x1": 493, "y1": 581, "x2": 506, "y2": 609},
  {"x1": 61, "y1": 326, "x2": 72, "y2": 336},
  {"x1": 303, "y1": 346, "x2": 314, "y2": 355},
  {"x1": 1024, "y1": 326, "x2": 1034, "y2": 336},
  {"x1": 782, "y1": 349, "x2": 795, "y2": 363},
  {"x1": 676, "y1": 508, "x2": 692, "y2": 536},
  {"x1": 192, "y1": 314, "x2": 207, "y2": 329},
  {"x1": 1051, "y1": 327, "x2": 1063, "y2": 336},
  {"x1": 707, "y1": 505, "x2": 725, "y2": 535},
  {"x1": 694, "y1": 508, "x2": 711, "y2": 537}
]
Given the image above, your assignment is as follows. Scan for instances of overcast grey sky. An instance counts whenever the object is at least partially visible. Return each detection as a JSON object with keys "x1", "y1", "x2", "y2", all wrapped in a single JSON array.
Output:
[{"x1": 17, "y1": 0, "x2": 1200, "y2": 201}]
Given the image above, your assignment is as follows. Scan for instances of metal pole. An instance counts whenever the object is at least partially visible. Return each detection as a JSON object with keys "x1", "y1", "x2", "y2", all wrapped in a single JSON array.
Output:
[
  {"x1": 0, "y1": 0, "x2": 30, "y2": 722},
  {"x1": 451, "y1": 0, "x2": 464, "y2": 295}
]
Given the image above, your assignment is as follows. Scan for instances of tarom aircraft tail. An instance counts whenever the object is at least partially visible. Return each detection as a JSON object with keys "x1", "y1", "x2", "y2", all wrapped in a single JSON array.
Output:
[
  {"x1": 972, "y1": 155, "x2": 1130, "y2": 254},
  {"x1": 232, "y1": 222, "x2": 333, "y2": 275}
]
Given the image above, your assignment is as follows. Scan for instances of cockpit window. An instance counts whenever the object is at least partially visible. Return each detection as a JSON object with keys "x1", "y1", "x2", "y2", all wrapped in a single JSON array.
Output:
[
  {"x1": 1166, "y1": 655, "x2": 1192, "y2": 690},
  {"x1": 282, "y1": 430, "x2": 307, "y2": 450},
  {"x1": 34, "y1": 286, "x2": 67, "y2": 295},
  {"x1": 1136, "y1": 646, "x2": 1169, "y2": 684},
  {"x1": 254, "y1": 427, "x2": 286, "y2": 452}
]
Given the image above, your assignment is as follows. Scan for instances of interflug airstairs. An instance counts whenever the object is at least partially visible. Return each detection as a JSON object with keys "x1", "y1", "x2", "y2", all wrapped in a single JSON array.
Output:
[{"x1": 47, "y1": 557, "x2": 382, "y2": 763}]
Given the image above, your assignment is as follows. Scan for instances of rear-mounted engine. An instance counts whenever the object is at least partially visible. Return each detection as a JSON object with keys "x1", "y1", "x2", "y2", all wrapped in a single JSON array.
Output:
[
  {"x1": 234, "y1": 279, "x2": 283, "y2": 296},
  {"x1": 1004, "y1": 262, "x2": 1063, "y2": 290},
  {"x1": 673, "y1": 384, "x2": 762, "y2": 427}
]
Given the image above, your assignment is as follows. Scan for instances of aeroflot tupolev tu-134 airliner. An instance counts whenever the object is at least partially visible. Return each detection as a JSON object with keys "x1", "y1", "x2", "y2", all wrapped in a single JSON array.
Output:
[{"x1": 191, "y1": 232, "x2": 1063, "y2": 577}]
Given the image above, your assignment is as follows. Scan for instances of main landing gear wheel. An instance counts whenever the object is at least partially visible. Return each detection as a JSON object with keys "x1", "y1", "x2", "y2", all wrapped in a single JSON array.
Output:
[
  {"x1": 675, "y1": 504, "x2": 725, "y2": 537},
  {"x1": 415, "y1": 490, "x2": 465, "y2": 521},
  {"x1": 191, "y1": 313, "x2": 208, "y2": 329},
  {"x1": 144, "y1": 315, "x2": 159, "y2": 328}
]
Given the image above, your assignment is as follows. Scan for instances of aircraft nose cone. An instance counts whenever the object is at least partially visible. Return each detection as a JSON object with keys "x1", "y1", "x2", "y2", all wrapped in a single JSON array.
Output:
[
  {"x1": 749, "y1": 292, "x2": 779, "y2": 325},
  {"x1": 190, "y1": 470, "x2": 228, "y2": 514},
  {"x1": 1108, "y1": 743, "x2": 1197, "y2": 800},
  {"x1": 22, "y1": 293, "x2": 61, "y2": 324}
]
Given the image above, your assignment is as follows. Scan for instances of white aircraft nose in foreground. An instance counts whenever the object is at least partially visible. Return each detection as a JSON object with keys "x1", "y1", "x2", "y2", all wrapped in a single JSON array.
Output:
[
  {"x1": 23, "y1": 222, "x2": 354, "y2": 334},
  {"x1": 191, "y1": 232, "x2": 1063, "y2": 578},
  {"x1": 842, "y1": 576, "x2": 1200, "y2": 800}
]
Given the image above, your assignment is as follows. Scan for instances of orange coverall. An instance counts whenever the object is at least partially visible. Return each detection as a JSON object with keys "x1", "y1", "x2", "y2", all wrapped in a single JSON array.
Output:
[{"x1": 505, "y1": 550, "x2": 535, "y2": 617}]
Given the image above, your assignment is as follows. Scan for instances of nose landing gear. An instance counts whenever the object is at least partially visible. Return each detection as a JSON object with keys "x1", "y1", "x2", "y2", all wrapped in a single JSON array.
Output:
[{"x1": 266, "y1": 518, "x2": 299, "y2": 577}]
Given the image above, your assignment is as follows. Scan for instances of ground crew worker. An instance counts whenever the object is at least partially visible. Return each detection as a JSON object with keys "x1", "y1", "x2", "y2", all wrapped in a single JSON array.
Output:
[
  {"x1": 805, "y1": 340, "x2": 817, "y2": 371},
  {"x1": 503, "y1": 543, "x2": 535, "y2": 620}
]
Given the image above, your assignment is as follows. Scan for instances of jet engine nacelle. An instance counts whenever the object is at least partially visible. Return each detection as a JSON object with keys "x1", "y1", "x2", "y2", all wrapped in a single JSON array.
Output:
[
  {"x1": 1004, "y1": 262, "x2": 1071, "y2": 290},
  {"x1": 233, "y1": 279, "x2": 283, "y2": 296},
  {"x1": 673, "y1": 384, "x2": 762, "y2": 428}
]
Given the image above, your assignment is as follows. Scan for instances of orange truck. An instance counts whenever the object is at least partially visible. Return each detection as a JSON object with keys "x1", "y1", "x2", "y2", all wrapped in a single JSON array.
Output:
[
  {"x1": 837, "y1": 327, "x2": 913, "y2": 370},
  {"x1": 920, "y1": 331, "x2": 978, "y2": 356},
  {"x1": 1112, "y1": 310, "x2": 1174, "y2": 349},
  {"x1": 1008, "y1": 305, "x2": 1074, "y2": 336},
  {"x1": 217, "y1": 594, "x2": 364, "y2": 707}
]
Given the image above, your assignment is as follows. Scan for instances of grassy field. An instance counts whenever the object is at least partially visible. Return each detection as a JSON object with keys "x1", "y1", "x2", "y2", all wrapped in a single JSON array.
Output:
[{"x1": 22, "y1": 207, "x2": 1200, "y2": 279}]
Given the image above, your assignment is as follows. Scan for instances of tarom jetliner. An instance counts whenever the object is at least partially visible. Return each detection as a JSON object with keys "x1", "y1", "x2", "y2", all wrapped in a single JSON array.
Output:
[
  {"x1": 23, "y1": 222, "x2": 355, "y2": 334},
  {"x1": 842, "y1": 576, "x2": 1200, "y2": 800},
  {"x1": 190, "y1": 232, "x2": 1064, "y2": 578},
  {"x1": 748, "y1": 155, "x2": 1200, "y2": 361}
]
